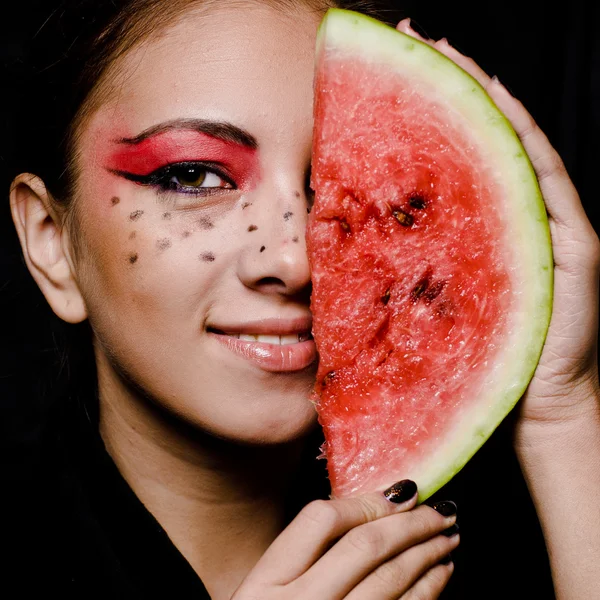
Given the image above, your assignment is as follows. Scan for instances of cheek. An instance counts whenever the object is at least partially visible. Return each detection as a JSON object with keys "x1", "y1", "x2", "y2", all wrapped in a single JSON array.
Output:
[{"x1": 75, "y1": 191, "x2": 236, "y2": 324}]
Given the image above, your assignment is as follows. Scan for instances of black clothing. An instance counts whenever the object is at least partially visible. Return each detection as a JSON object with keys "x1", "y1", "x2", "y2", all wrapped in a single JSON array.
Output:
[{"x1": 4, "y1": 398, "x2": 211, "y2": 599}]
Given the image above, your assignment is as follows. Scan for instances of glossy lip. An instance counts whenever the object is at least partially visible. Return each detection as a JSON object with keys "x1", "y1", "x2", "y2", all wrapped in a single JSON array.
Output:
[{"x1": 207, "y1": 317, "x2": 316, "y2": 372}]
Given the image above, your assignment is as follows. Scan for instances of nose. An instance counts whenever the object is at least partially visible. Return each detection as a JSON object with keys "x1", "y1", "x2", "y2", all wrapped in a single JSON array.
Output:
[{"x1": 236, "y1": 182, "x2": 312, "y2": 298}]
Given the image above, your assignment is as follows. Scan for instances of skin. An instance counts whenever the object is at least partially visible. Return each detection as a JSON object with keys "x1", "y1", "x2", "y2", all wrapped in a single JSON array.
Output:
[{"x1": 9, "y1": 3, "x2": 600, "y2": 599}]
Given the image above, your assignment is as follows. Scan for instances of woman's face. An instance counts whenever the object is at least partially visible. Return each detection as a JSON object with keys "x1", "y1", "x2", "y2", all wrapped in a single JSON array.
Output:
[{"x1": 73, "y1": 3, "x2": 322, "y2": 444}]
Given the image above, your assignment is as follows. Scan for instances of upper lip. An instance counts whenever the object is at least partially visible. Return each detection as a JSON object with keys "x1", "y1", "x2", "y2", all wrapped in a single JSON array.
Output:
[{"x1": 207, "y1": 316, "x2": 313, "y2": 336}]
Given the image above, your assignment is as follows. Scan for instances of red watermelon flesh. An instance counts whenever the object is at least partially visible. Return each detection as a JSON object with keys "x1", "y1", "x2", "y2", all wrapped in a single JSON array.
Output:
[{"x1": 307, "y1": 10, "x2": 553, "y2": 500}]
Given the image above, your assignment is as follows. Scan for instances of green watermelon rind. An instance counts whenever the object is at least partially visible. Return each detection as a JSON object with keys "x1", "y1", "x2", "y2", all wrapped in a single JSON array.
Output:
[{"x1": 314, "y1": 9, "x2": 554, "y2": 502}]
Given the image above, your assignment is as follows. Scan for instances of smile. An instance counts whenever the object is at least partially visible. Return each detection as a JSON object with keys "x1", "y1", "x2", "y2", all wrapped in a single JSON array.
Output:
[{"x1": 207, "y1": 320, "x2": 317, "y2": 372}]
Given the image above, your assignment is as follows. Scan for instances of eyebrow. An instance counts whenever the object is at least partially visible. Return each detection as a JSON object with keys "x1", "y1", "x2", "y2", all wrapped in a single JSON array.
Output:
[{"x1": 117, "y1": 118, "x2": 258, "y2": 149}]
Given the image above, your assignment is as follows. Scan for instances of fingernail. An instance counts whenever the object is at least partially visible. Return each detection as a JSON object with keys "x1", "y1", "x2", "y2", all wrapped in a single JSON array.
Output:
[
  {"x1": 384, "y1": 479, "x2": 417, "y2": 503},
  {"x1": 433, "y1": 500, "x2": 457, "y2": 517},
  {"x1": 443, "y1": 523, "x2": 459, "y2": 537},
  {"x1": 409, "y1": 18, "x2": 430, "y2": 40},
  {"x1": 439, "y1": 554, "x2": 453, "y2": 565}
]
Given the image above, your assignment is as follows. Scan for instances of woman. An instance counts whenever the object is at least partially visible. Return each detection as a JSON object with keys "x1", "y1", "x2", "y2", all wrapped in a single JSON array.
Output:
[{"x1": 4, "y1": 0, "x2": 599, "y2": 597}]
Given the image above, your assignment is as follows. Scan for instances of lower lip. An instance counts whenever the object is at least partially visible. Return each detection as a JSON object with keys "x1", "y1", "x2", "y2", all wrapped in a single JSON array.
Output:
[{"x1": 209, "y1": 333, "x2": 317, "y2": 372}]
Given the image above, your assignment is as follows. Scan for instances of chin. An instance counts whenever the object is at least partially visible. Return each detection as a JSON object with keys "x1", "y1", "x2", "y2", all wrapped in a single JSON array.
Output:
[{"x1": 188, "y1": 394, "x2": 320, "y2": 448}]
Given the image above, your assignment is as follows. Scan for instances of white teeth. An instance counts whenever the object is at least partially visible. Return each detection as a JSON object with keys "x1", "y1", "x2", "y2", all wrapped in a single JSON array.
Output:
[
  {"x1": 239, "y1": 334, "x2": 258, "y2": 342},
  {"x1": 256, "y1": 335, "x2": 281, "y2": 345},
  {"x1": 280, "y1": 334, "x2": 300, "y2": 345}
]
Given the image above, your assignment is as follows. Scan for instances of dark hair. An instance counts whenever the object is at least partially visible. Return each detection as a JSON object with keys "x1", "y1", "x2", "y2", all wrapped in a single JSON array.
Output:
[{"x1": 1, "y1": 0, "x2": 405, "y2": 450}]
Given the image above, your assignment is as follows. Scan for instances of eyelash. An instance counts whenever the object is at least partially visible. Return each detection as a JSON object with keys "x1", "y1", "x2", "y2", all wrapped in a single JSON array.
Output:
[{"x1": 116, "y1": 161, "x2": 236, "y2": 196}]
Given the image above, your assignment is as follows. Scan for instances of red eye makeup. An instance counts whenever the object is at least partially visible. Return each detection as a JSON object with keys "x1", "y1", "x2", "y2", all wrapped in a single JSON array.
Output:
[{"x1": 105, "y1": 119, "x2": 260, "y2": 191}]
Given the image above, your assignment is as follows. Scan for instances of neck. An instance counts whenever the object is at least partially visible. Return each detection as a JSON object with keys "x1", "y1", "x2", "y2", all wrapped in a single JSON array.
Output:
[{"x1": 97, "y1": 365, "x2": 312, "y2": 599}]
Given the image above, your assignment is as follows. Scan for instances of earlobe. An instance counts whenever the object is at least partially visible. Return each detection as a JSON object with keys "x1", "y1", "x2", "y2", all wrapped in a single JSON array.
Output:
[{"x1": 9, "y1": 173, "x2": 88, "y2": 324}]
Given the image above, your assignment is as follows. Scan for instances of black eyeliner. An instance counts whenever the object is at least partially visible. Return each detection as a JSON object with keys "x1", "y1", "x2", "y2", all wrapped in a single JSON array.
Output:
[{"x1": 108, "y1": 161, "x2": 236, "y2": 196}]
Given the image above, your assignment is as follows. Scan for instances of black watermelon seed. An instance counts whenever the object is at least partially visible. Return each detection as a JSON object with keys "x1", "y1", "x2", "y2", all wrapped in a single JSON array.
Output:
[
  {"x1": 411, "y1": 277, "x2": 430, "y2": 301},
  {"x1": 260, "y1": 246, "x2": 266, "y2": 252},
  {"x1": 283, "y1": 211, "x2": 293, "y2": 221},
  {"x1": 129, "y1": 210, "x2": 144, "y2": 221},
  {"x1": 381, "y1": 288, "x2": 391, "y2": 305},
  {"x1": 340, "y1": 220, "x2": 350, "y2": 232},
  {"x1": 323, "y1": 371, "x2": 336, "y2": 385},
  {"x1": 128, "y1": 253, "x2": 138, "y2": 264},
  {"x1": 200, "y1": 251, "x2": 216, "y2": 262},
  {"x1": 393, "y1": 210, "x2": 414, "y2": 227},
  {"x1": 248, "y1": 224, "x2": 258, "y2": 232},
  {"x1": 409, "y1": 196, "x2": 427, "y2": 209}
]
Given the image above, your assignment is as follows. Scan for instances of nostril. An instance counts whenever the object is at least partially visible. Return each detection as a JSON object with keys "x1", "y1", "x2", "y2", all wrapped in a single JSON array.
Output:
[{"x1": 256, "y1": 276, "x2": 285, "y2": 287}]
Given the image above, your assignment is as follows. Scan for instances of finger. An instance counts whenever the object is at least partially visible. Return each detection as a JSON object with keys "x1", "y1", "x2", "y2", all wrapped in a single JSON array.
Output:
[
  {"x1": 301, "y1": 505, "x2": 457, "y2": 598},
  {"x1": 245, "y1": 480, "x2": 418, "y2": 586},
  {"x1": 401, "y1": 562, "x2": 455, "y2": 600},
  {"x1": 396, "y1": 18, "x2": 434, "y2": 46},
  {"x1": 432, "y1": 37, "x2": 492, "y2": 89}
]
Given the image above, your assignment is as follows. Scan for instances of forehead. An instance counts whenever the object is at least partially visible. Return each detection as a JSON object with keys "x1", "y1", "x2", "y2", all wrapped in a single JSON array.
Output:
[{"x1": 86, "y1": 3, "x2": 321, "y2": 141}]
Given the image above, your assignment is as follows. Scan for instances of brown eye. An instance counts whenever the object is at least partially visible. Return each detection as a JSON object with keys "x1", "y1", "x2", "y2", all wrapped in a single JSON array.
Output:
[{"x1": 170, "y1": 165, "x2": 231, "y2": 190}]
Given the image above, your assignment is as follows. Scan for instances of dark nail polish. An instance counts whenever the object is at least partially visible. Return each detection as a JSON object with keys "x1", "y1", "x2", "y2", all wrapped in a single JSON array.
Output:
[
  {"x1": 439, "y1": 554, "x2": 453, "y2": 565},
  {"x1": 443, "y1": 523, "x2": 459, "y2": 537},
  {"x1": 384, "y1": 479, "x2": 417, "y2": 504},
  {"x1": 410, "y1": 19, "x2": 431, "y2": 40},
  {"x1": 433, "y1": 500, "x2": 457, "y2": 517}
]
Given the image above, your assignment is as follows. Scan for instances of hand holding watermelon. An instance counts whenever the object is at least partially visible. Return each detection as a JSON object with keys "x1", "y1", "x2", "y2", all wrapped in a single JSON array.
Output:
[
  {"x1": 233, "y1": 482, "x2": 458, "y2": 599},
  {"x1": 309, "y1": 11, "x2": 600, "y2": 597},
  {"x1": 316, "y1": 20, "x2": 600, "y2": 600}
]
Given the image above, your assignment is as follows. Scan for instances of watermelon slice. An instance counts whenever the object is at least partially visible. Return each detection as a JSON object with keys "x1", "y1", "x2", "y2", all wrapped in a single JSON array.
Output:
[{"x1": 307, "y1": 9, "x2": 553, "y2": 501}]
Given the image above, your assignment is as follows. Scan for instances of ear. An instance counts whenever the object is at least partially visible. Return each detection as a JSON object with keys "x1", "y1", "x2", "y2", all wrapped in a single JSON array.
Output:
[{"x1": 10, "y1": 174, "x2": 87, "y2": 324}]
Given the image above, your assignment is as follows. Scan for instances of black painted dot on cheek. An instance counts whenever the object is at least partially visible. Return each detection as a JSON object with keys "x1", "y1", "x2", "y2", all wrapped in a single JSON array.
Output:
[
  {"x1": 248, "y1": 225, "x2": 258, "y2": 232},
  {"x1": 156, "y1": 238, "x2": 172, "y2": 251},
  {"x1": 292, "y1": 236, "x2": 299, "y2": 243},
  {"x1": 200, "y1": 251, "x2": 216, "y2": 262},
  {"x1": 198, "y1": 217, "x2": 214, "y2": 230},
  {"x1": 283, "y1": 211, "x2": 293, "y2": 221},
  {"x1": 111, "y1": 196, "x2": 120, "y2": 206},
  {"x1": 260, "y1": 246, "x2": 266, "y2": 253},
  {"x1": 128, "y1": 253, "x2": 138, "y2": 264},
  {"x1": 241, "y1": 202, "x2": 252, "y2": 209},
  {"x1": 129, "y1": 210, "x2": 144, "y2": 221}
]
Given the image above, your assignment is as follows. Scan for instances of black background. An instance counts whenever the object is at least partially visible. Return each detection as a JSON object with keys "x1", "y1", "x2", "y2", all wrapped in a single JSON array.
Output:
[{"x1": 1, "y1": 1, "x2": 599, "y2": 598}]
